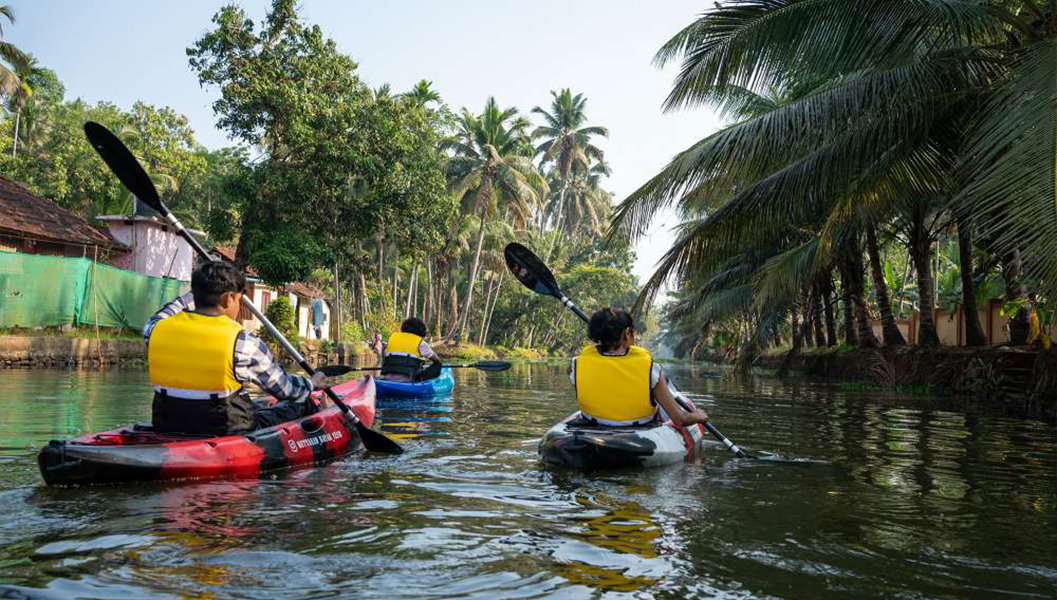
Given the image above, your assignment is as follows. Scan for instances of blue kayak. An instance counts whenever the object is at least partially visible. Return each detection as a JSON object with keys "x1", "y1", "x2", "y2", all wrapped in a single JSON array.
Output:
[{"x1": 375, "y1": 367, "x2": 454, "y2": 398}]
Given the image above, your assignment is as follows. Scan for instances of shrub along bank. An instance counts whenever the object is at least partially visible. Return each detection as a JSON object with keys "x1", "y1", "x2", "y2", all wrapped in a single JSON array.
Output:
[{"x1": 755, "y1": 346, "x2": 1056, "y2": 418}]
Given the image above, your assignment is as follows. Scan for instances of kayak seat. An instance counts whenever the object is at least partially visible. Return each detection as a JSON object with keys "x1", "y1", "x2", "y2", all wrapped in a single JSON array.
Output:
[{"x1": 565, "y1": 416, "x2": 661, "y2": 432}]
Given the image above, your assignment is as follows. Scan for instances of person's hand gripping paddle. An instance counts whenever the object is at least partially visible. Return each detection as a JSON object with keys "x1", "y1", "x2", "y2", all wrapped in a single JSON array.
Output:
[
  {"x1": 503, "y1": 242, "x2": 751, "y2": 459},
  {"x1": 84, "y1": 121, "x2": 403, "y2": 455}
]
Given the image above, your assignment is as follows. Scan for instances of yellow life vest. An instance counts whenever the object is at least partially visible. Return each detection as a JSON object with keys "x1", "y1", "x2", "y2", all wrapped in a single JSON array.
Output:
[
  {"x1": 386, "y1": 331, "x2": 424, "y2": 357},
  {"x1": 575, "y1": 344, "x2": 655, "y2": 424},
  {"x1": 148, "y1": 311, "x2": 243, "y2": 398}
]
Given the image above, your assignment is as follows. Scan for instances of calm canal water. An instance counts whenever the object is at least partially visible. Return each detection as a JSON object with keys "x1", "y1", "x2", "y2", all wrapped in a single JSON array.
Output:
[{"x1": 0, "y1": 363, "x2": 1054, "y2": 600}]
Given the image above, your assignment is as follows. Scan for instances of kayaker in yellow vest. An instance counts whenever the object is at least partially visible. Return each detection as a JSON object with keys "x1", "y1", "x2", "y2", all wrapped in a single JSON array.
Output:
[
  {"x1": 376, "y1": 317, "x2": 443, "y2": 382},
  {"x1": 570, "y1": 308, "x2": 708, "y2": 427},
  {"x1": 143, "y1": 261, "x2": 327, "y2": 435}
]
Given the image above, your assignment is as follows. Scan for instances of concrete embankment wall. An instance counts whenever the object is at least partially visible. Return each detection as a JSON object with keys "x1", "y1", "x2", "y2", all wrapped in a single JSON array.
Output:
[
  {"x1": 0, "y1": 337, "x2": 145, "y2": 368},
  {"x1": 757, "y1": 346, "x2": 1056, "y2": 418}
]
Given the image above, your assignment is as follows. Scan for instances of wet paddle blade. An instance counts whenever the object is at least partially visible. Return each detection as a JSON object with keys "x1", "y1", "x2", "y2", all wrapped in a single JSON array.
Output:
[
  {"x1": 468, "y1": 360, "x2": 512, "y2": 372},
  {"x1": 318, "y1": 365, "x2": 381, "y2": 377},
  {"x1": 355, "y1": 421, "x2": 404, "y2": 454},
  {"x1": 83, "y1": 121, "x2": 165, "y2": 214},
  {"x1": 504, "y1": 243, "x2": 561, "y2": 298}
]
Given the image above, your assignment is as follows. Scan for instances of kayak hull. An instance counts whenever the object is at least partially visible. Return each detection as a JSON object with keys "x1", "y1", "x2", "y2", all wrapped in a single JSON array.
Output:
[
  {"x1": 37, "y1": 377, "x2": 376, "y2": 486},
  {"x1": 375, "y1": 367, "x2": 454, "y2": 399},
  {"x1": 539, "y1": 394, "x2": 707, "y2": 472}
]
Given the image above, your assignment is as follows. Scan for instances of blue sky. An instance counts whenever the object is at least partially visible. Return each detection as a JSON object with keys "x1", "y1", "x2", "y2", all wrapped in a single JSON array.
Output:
[{"x1": 9, "y1": 0, "x2": 722, "y2": 284}]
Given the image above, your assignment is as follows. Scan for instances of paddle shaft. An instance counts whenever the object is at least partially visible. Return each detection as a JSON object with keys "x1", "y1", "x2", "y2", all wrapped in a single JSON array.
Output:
[{"x1": 159, "y1": 213, "x2": 348, "y2": 408}]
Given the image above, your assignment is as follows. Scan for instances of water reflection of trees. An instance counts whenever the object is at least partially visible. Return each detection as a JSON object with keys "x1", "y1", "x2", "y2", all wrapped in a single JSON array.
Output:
[
  {"x1": 555, "y1": 493, "x2": 664, "y2": 593},
  {"x1": 819, "y1": 397, "x2": 1056, "y2": 554}
]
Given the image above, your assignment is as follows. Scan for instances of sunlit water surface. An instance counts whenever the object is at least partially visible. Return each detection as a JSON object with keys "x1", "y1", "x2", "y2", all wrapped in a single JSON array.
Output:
[{"x1": 0, "y1": 364, "x2": 1054, "y2": 600}]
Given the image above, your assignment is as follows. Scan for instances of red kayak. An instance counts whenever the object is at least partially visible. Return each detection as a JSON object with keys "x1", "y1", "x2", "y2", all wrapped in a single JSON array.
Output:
[{"x1": 37, "y1": 377, "x2": 376, "y2": 486}]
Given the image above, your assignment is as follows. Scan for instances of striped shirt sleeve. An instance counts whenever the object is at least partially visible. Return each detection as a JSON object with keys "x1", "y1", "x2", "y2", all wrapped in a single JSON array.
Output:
[
  {"x1": 234, "y1": 331, "x2": 315, "y2": 400},
  {"x1": 143, "y1": 292, "x2": 194, "y2": 349}
]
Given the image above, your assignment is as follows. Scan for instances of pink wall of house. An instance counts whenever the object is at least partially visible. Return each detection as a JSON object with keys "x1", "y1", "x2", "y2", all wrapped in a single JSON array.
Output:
[{"x1": 101, "y1": 218, "x2": 195, "y2": 281}]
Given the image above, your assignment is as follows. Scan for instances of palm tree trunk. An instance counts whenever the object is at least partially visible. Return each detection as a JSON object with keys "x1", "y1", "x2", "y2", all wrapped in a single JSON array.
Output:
[
  {"x1": 457, "y1": 213, "x2": 489, "y2": 341},
  {"x1": 482, "y1": 271, "x2": 504, "y2": 345},
  {"x1": 405, "y1": 261, "x2": 419, "y2": 318},
  {"x1": 802, "y1": 291, "x2": 816, "y2": 349},
  {"x1": 840, "y1": 237, "x2": 878, "y2": 348},
  {"x1": 445, "y1": 266, "x2": 459, "y2": 340},
  {"x1": 358, "y1": 272, "x2": 369, "y2": 329},
  {"x1": 866, "y1": 226, "x2": 906, "y2": 346},
  {"x1": 333, "y1": 262, "x2": 342, "y2": 343},
  {"x1": 956, "y1": 216, "x2": 987, "y2": 346},
  {"x1": 544, "y1": 183, "x2": 570, "y2": 262},
  {"x1": 478, "y1": 275, "x2": 496, "y2": 345},
  {"x1": 908, "y1": 213, "x2": 940, "y2": 346},
  {"x1": 376, "y1": 233, "x2": 384, "y2": 281},
  {"x1": 12, "y1": 107, "x2": 20, "y2": 157},
  {"x1": 423, "y1": 260, "x2": 433, "y2": 324},
  {"x1": 392, "y1": 266, "x2": 400, "y2": 320},
  {"x1": 1002, "y1": 246, "x2": 1031, "y2": 345},
  {"x1": 838, "y1": 271, "x2": 858, "y2": 346},
  {"x1": 811, "y1": 286, "x2": 826, "y2": 348},
  {"x1": 778, "y1": 305, "x2": 803, "y2": 377},
  {"x1": 821, "y1": 275, "x2": 837, "y2": 346}
]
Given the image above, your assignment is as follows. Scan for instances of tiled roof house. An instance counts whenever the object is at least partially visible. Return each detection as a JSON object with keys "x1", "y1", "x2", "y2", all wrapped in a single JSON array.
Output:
[{"x1": 0, "y1": 177, "x2": 127, "y2": 258}]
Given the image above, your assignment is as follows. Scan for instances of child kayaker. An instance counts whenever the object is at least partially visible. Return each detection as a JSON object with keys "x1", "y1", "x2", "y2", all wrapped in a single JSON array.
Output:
[
  {"x1": 143, "y1": 261, "x2": 327, "y2": 435},
  {"x1": 569, "y1": 307, "x2": 709, "y2": 427},
  {"x1": 375, "y1": 317, "x2": 443, "y2": 382}
]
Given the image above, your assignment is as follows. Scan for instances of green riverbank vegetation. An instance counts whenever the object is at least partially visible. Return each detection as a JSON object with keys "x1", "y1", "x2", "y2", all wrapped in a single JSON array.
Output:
[{"x1": 619, "y1": 1, "x2": 1057, "y2": 373}]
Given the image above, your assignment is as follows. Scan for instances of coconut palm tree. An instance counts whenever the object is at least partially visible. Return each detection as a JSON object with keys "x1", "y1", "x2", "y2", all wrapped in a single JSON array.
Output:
[
  {"x1": 532, "y1": 89, "x2": 608, "y2": 232},
  {"x1": 7, "y1": 54, "x2": 38, "y2": 157},
  {"x1": 0, "y1": 5, "x2": 27, "y2": 98},
  {"x1": 443, "y1": 97, "x2": 546, "y2": 341},
  {"x1": 544, "y1": 160, "x2": 612, "y2": 238},
  {"x1": 614, "y1": 1, "x2": 1053, "y2": 357},
  {"x1": 403, "y1": 79, "x2": 441, "y2": 109}
]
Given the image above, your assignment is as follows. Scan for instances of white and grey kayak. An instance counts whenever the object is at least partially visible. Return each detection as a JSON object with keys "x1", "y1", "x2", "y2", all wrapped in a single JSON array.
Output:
[{"x1": 538, "y1": 391, "x2": 707, "y2": 472}]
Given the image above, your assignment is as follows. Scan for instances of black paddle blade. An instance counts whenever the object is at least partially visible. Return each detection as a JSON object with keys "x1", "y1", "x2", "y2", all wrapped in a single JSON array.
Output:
[
  {"x1": 471, "y1": 360, "x2": 512, "y2": 372},
  {"x1": 504, "y1": 243, "x2": 560, "y2": 297},
  {"x1": 318, "y1": 365, "x2": 382, "y2": 377},
  {"x1": 355, "y1": 421, "x2": 405, "y2": 454},
  {"x1": 83, "y1": 121, "x2": 166, "y2": 215}
]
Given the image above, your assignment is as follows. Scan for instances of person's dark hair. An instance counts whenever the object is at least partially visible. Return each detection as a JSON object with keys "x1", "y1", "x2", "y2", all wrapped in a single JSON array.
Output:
[
  {"x1": 191, "y1": 261, "x2": 247, "y2": 308},
  {"x1": 401, "y1": 317, "x2": 427, "y2": 338},
  {"x1": 588, "y1": 307, "x2": 634, "y2": 352}
]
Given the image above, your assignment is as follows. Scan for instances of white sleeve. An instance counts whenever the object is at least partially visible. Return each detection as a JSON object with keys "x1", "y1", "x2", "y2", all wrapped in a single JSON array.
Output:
[
  {"x1": 651, "y1": 363, "x2": 661, "y2": 389},
  {"x1": 569, "y1": 357, "x2": 577, "y2": 386},
  {"x1": 419, "y1": 340, "x2": 438, "y2": 360}
]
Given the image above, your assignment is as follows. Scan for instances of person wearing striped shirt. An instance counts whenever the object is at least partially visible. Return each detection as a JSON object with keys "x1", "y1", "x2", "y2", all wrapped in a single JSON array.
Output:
[{"x1": 143, "y1": 261, "x2": 327, "y2": 435}]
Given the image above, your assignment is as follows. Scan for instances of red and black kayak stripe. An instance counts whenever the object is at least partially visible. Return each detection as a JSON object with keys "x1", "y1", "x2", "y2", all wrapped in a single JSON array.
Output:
[{"x1": 37, "y1": 377, "x2": 377, "y2": 486}]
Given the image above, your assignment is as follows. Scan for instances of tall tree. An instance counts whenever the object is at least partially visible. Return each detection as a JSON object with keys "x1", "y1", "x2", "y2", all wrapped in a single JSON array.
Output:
[
  {"x1": 189, "y1": 0, "x2": 450, "y2": 285},
  {"x1": 531, "y1": 89, "x2": 608, "y2": 234},
  {"x1": 0, "y1": 4, "x2": 27, "y2": 98},
  {"x1": 612, "y1": 0, "x2": 1055, "y2": 360},
  {"x1": 443, "y1": 98, "x2": 545, "y2": 341}
]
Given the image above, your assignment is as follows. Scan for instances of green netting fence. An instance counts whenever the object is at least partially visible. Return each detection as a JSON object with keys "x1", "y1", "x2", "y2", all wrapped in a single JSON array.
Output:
[{"x1": 0, "y1": 252, "x2": 188, "y2": 329}]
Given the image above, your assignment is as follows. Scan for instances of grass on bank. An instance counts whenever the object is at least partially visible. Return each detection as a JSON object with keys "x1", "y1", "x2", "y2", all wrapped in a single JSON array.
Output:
[{"x1": 0, "y1": 326, "x2": 141, "y2": 340}]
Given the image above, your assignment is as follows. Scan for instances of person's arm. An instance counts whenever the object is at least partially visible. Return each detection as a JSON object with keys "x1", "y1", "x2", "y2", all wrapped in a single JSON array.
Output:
[
  {"x1": 234, "y1": 331, "x2": 325, "y2": 400},
  {"x1": 143, "y1": 291, "x2": 194, "y2": 349},
  {"x1": 652, "y1": 372, "x2": 709, "y2": 427},
  {"x1": 419, "y1": 340, "x2": 442, "y2": 365}
]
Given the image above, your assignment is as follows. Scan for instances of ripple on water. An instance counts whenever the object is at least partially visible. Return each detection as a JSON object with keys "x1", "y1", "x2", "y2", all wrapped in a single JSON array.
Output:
[{"x1": 0, "y1": 367, "x2": 1054, "y2": 600}]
